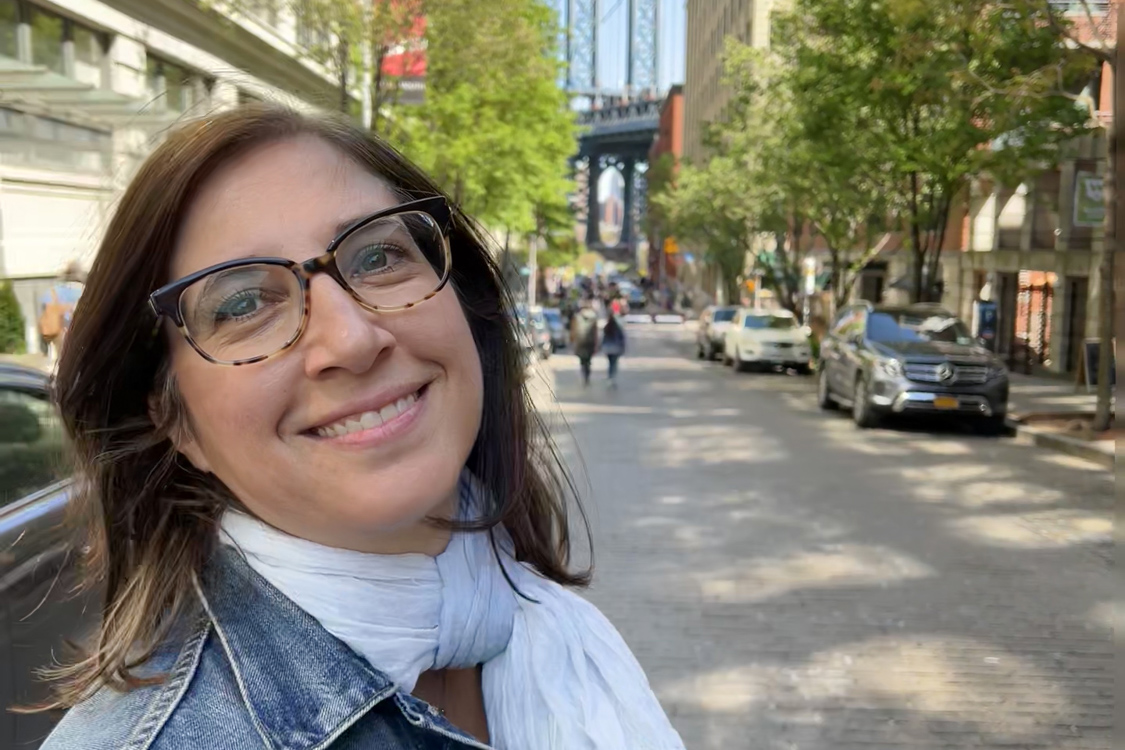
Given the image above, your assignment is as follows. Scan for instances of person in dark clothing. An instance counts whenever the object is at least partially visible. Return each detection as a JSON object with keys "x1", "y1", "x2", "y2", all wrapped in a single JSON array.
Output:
[
  {"x1": 601, "y1": 313, "x2": 626, "y2": 387},
  {"x1": 570, "y1": 297, "x2": 600, "y2": 386}
]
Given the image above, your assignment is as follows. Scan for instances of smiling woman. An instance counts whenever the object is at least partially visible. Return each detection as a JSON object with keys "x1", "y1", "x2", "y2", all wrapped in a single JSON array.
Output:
[{"x1": 36, "y1": 105, "x2": 685, "y2": 750}]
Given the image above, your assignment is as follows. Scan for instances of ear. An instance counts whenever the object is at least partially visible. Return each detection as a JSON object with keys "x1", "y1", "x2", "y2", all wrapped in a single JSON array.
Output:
[
  {"x1": 174, "y1": 430, "x2": 213, "y2": 475},
  {"x1": 148, "y1": 387, "x2": 213, "y2": 475}
]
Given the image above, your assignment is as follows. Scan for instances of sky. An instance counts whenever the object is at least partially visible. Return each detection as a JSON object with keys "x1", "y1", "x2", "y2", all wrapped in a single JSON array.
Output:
[{"x1": 553, "y1": 0, "x2": 687, "y2": 92}]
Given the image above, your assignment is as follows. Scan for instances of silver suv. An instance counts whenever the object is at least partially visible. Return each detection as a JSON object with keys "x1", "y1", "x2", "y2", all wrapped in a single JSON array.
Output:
[{"x1": 817, "y1": 303, "x2": 1010, "y2": 432}]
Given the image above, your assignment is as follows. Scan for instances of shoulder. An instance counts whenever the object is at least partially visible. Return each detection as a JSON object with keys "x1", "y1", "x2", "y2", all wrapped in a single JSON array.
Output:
[{"x1": 40, "y1": 613, "x2": 225, "y2": 750}]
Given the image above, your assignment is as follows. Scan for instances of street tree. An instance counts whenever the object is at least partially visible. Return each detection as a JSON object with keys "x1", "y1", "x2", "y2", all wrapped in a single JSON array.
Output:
[
  {"x1": 652, "y1": 158, "x2": 755, "y2": 308},
  {"x1": 707, "y1": 40, "x2": 810, "y2": 317},
  {"x1": 755, "y1": 20, "x2": 894, "y2": 312},
  {"x1": 223, "y1": 0, "x2": 423, "y2": 127},
  {"x1": 400, "y1": 0, "x2": 576, "y2": 240},
  {"x1": 782, "y1": 0, "x2": 1093, "y2": 304}
]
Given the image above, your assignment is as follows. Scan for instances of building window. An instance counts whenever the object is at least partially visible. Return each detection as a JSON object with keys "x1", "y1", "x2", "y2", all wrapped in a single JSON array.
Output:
[
  {"x1": 71, "y1": 23, "x2": 106, "y2": 87},
  {"x1": 72, "y1": 24, "x2": 103, "y2": 65},
  {"x1": 0, "y1": 0, "x2": 17, "y2": 59},
  {"x1": 0, "y1": 105, "x2": 111, "y2": 172},
  {"x1": 147, "y1": 55, "x2": 196, "y2": 113},
  {"x1": 29, "y1": 5, "x2": 64, "y2": 74}
]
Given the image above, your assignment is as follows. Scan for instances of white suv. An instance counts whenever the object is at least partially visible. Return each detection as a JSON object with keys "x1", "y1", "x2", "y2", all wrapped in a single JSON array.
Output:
[{"x1": 723, "y1": 308, "x2": 812, "y2": 374}]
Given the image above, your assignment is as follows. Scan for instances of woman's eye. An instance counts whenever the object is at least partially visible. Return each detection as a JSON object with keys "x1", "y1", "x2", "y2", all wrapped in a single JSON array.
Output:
[
  {"x1": 214, "y1": 291, "x2": 265, "y2": 322},
  {"x1": 357, "y1": 246, "x2": 388, "y2": 273}
]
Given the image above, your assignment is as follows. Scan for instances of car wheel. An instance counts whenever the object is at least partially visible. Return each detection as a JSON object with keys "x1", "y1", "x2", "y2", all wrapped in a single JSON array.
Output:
[
  {"x1": 852, "y1": 375, "x2": 879, "y2": 428},
  {"x1": 697, "y1": 343, "x2": 705, "y2": 359},
  {"x1": 795, "y1": 363, "x2": 812, "y2": 376},
  {"x1": 733, "y1": 349, "x2": 749, "y2": 373},
  {"x1": 817, "y1": 366, "x2": 837, "y2": 411}
]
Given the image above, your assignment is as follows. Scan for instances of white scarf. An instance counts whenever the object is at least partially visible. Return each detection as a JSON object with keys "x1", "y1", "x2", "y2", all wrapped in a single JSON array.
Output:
[{"x1": 219, "y1": 476, "x2": 684, "y2": 750}]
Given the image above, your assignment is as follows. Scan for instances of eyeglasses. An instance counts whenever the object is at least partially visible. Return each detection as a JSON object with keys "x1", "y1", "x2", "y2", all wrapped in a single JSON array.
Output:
[{"x1": 149, "y1": 196, "x2": 452, "y2": 366}]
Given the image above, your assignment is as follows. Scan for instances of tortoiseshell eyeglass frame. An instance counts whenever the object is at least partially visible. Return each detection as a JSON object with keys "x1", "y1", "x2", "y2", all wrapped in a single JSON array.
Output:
[{"x1": 147, "y1": 195, "x2": 453, "y2": 366}]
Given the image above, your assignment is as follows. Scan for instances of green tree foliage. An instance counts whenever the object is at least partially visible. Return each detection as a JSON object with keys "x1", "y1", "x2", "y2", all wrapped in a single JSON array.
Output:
[
  {"x1": 778, "y1": 0, "x2": 1092, "y2": 302},
  {"x1": 228, "y1": 0, "x2": 422, "y2": 125},
  {"x1": 652, "y1": 158, "x2": 752, "y2": 307},
  {"x1": 401, "y1": 0, "x2": 576, "y2": 239},
  {"x1": 0, "y1": 281, "x2": 25, "y2": 354}
]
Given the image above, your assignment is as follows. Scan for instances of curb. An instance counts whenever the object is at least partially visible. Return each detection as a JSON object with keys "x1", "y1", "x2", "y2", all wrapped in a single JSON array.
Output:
[{"x1": 1007, "y1": 419, "x2": 1114, "y2": 469}]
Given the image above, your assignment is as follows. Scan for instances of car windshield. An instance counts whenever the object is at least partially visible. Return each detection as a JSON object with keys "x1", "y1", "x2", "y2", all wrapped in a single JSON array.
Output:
[
  {"x1": 712, "y1": 308, "x2": 737, "y2": 323},
  {"x1": 744, "y1": 314, "x2": 797, "y2": 330},
  {"x1": 867, "y1": 311, "x2": 974, "y2": 345}
]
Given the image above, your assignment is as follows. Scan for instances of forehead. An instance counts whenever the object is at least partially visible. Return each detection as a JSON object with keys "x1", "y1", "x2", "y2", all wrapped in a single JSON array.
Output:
[{"x1": 171, "y1": 135, "x2": 400, "y2": 278}]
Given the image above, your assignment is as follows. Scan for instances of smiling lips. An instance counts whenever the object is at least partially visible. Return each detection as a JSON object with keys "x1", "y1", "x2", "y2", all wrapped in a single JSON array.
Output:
[{"x1": 313, "y1": 389, "x2": 421, "y2": 439}]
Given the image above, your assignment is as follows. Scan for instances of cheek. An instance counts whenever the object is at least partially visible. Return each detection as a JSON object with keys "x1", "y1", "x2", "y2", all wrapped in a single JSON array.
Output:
[
  {"x1": 427, "y1": 289, "x2": 484, "y2": 412},
  {"x1": 172, "y1": 345, "x2": 292, "y2": 444}
]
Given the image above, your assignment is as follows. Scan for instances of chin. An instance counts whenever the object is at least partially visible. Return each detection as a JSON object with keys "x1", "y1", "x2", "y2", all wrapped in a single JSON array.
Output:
[{"x1": 345, "y1": 464, "x2": 465, "y2": 531}]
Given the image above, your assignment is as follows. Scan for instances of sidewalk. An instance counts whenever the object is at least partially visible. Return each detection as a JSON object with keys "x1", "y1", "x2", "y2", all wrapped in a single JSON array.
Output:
[
  {"x1": 1006, "y1": 372, "x2": 1107, "y2": 419},
  {"x1": 1005, "y1": 373, "x2": 1115, "y2": 469}
]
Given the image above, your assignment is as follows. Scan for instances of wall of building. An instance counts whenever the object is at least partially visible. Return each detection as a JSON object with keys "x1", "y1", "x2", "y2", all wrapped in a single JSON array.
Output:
[
  {"x1": 0, "y1": 0, "x2": 340, "y2": 354},
  {"x1": 944, "y1": 131, "x2": 1109, "y2": 376},
  {"x1": 683, "y1": 0, "x2": 778, "y2": 165}
]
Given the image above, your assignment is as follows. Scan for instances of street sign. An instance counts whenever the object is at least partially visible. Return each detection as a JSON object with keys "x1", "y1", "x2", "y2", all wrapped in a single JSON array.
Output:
[
  {"x1": 663, "y1": 237, "x2": 679, "y2": 255},
  {"x1": 1073, "y1": 172, "x2": 1105, "y2": 227}
]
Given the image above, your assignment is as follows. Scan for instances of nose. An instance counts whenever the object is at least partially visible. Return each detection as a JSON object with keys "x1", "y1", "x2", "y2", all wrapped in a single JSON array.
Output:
[{"x1": 300, "y1": 275, "x2": 395, "y2": 379}]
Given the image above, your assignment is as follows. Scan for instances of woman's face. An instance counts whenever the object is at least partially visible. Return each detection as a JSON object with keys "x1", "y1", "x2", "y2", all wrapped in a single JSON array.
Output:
[{"x1": 167, "y1": 136, "x2": 484, "y2": 554}]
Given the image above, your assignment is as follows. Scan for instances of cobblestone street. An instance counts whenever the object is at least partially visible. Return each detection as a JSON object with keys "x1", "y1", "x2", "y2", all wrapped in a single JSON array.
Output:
[{"x1": 532, "y1": 324, "x2": 1114, "y2": 750}]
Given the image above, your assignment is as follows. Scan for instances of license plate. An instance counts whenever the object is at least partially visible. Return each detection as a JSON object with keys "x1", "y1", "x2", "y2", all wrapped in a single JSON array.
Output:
[{"x1": 933, "y1": 396, "x2": 959, "y2": 410}]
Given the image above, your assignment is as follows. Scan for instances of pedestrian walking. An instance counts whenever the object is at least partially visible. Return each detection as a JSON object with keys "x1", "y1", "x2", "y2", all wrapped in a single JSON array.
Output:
[
  {"x1": 37, "y1": 261, "x2": 84, "y2": 365},
  {"x1": 570, "y1": 296, "x2": 600, "y2": 387},
  {"x1": 39, "y1": 106, "x2": 684, "y2": 750},
  {"x1": 601, "y1": 312, "x2": 627, "y2": 387}
]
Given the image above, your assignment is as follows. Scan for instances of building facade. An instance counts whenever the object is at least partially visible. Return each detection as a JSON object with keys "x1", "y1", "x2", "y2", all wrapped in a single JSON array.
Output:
[
  {"x1": 646, "y1": 82, "x2": 681, "y2": 282},
  {"x1": 0, "y1": 0, "x2": 343, "y2": 355},
  {"x1": 682, "y1": 0, "x2": 776, "y2": 165}
]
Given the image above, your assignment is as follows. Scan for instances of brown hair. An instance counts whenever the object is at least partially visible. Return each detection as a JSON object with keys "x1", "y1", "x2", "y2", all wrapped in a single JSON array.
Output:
[{"x1": 46, "y1": 104, "x2": 588, "y2": 708}]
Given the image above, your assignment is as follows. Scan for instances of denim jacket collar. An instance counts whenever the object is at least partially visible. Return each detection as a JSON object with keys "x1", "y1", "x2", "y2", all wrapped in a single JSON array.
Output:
[{"x1": 197, "y1": 545, "x2": 399, "y2": 750}]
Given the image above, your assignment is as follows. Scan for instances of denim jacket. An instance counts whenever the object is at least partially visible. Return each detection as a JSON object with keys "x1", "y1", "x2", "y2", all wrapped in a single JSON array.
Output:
[{"x1": 42, "y1": 545, "x2": 491, "y2": 750}]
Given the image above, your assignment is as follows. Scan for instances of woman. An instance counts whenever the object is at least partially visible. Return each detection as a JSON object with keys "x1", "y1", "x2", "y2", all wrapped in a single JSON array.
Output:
[
  {"x1": 39, "y1": 106, "x2": 683, "y2": 750},
  {"x1": 601, "y1": 313, "x2": 627, "y2": 387}
]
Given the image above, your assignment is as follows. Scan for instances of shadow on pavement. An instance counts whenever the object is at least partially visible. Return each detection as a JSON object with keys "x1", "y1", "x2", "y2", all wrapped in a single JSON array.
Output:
[{"x1": 541, "y1": 327, "x2": 1113, "y2": 750}]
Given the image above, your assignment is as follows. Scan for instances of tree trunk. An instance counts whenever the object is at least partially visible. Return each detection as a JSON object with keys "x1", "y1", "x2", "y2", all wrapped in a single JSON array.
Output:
[
  {"x1": 337, "y1": 38, "x2": 350, "y2": 114},
  {"x1": 909, "y1": 171, "x2": 924, "y2": 303},
  {"x1": 371, "y1": 43, "x2": 388, "y2": 134},
  {"x1": 1092, "y1": 124, "x2": 1115, "y2": 432}
]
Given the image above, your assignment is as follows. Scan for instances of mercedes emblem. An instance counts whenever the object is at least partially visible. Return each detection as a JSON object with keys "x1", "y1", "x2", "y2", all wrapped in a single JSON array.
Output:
[{"x1": 937, "y1": 362, "x2": 957, "y2": 384}]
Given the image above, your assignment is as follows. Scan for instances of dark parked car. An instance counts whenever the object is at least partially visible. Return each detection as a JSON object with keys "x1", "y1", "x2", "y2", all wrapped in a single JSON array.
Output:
[
  {"x1": 541, "y1": 307, "x2": 568, "y2": 351},
  {"x1": 0, "y1": 360, "x2": 96, "y2": 748},
  {"x1": 816, "y1": 303, "x2": 1009, "y2": 431}
]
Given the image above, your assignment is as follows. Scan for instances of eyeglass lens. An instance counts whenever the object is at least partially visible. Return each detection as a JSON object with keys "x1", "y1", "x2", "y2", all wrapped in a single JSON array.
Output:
[{"x1": 177, "y1": 211, "x2": 447, "y2": 362}]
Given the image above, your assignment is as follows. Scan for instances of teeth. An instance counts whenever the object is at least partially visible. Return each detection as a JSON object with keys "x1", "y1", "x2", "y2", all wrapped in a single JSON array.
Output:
[{"x1": 315, "y1": 391, "x2": 419, "y2": 438}]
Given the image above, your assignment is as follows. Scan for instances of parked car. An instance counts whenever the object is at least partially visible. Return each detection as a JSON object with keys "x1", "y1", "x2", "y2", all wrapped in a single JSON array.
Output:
[
  {"x1": 816, "y1": 303, "x2": 1009, "y2": 431},
  {"x1": 0, "y1": 360, "x2": 97, "y2": 748},
  {"x1": 526, "y1": 307, "x2": 553, "y2": 360},
  {"x1": 696, "y1": 305, "x2": 738, "y2": 360},
  {"x1": 723, "y1": 308, "x2": 812, "y2": 374},
  {"x1": 540, "y1": 307, "x2": 568, "y2": 351},
  {"x1": 625, "y1": 285, "x2": 647, "y2": 311}
]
